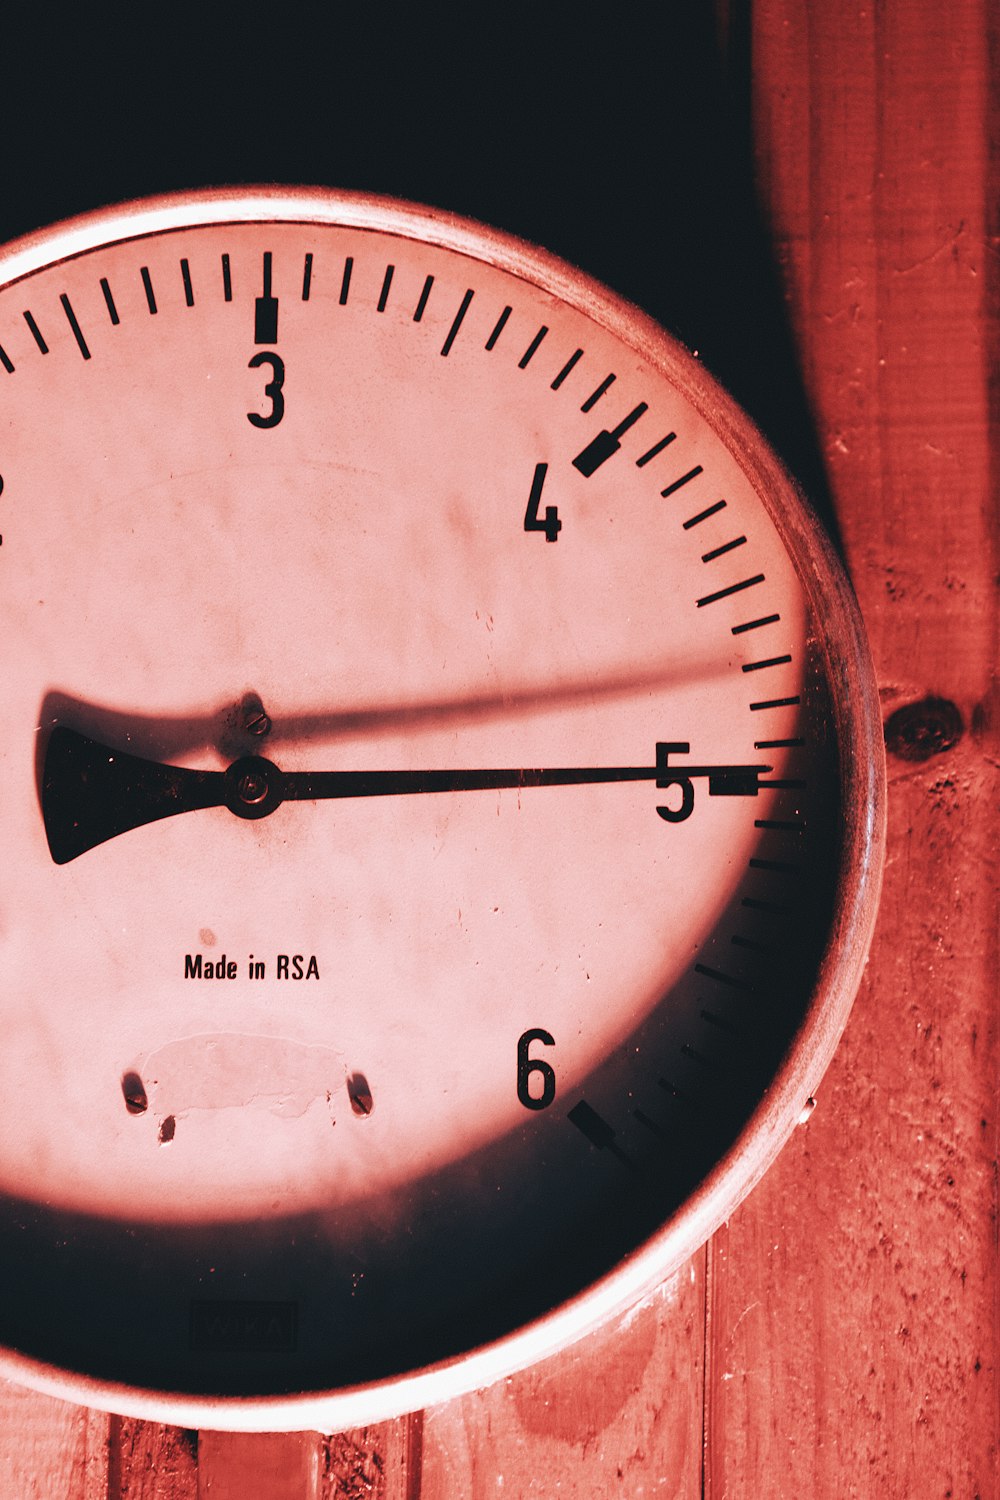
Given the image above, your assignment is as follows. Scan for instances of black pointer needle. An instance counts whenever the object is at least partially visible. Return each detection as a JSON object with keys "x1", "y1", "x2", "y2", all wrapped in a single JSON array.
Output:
[
  {"x1": 42, "y1": 728, "x2": 226, "y2": 866},
  {"x1": 41, "y1": 726, "x2": 771, "y2": 865}
]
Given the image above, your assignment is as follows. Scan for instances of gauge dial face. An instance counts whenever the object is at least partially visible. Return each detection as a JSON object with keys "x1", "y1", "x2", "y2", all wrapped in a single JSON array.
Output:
[{"x1": 0, "y1": 192, "x2": 883, "y2": 1421}]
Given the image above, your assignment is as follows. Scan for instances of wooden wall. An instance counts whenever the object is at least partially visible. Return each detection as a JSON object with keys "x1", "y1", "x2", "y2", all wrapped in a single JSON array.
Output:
[{"x1": 1, "y1": 1, "x2": 995, "y2": 1494}]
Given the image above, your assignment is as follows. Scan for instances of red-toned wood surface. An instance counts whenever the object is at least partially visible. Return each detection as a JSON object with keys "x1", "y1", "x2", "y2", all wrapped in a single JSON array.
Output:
[
  {"x1": 703, "y1": 8, "x2": 998, "y2": 1497},
  {"x1": 0, "y1": 2, "x2": 995, "y2": 1495}
]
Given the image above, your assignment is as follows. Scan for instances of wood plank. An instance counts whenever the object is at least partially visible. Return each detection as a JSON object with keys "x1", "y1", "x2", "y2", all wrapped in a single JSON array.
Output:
[
  {"x1": 705, "y1": 3, "x2": 999, "y2": 1496},
  {"x1": 196, "y1": 1431, "x2": 321, "y2": 1498},
  {"x1": 110, "y1": 1417, "x2": 198, "y2": 1499},
  {"x1": 192, "y1": 1417, "x2": 422, "y2": 1499},
  {"x1": 416, "y1": 1260, "x2": 705, "y2": 1499},
  {"x1": 321, "y1": 1418, "x2": 422, "y2": 1500},
  {"x1": 0, "y1": 1380, "x2": 108, "y2": 1499}
]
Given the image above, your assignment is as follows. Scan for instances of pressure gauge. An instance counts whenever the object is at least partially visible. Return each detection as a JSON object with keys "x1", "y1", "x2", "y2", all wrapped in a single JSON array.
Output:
[{"x1": 0, "y1": 190, "x2": 884, "y2": 1429}]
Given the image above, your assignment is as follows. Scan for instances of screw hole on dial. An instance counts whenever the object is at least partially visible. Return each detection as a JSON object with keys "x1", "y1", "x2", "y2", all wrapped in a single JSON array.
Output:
[
  {"x1": 884, "y1": 696, "x2": 964, "y2": 761},
  {"x1": 243, "y1": 699, "x2": 272, "y2": 737},
  {"x1": 347, "y1": 1073, "x2": 374, "y2": 1117},
  {"x1": 158, "y1": 1115, "x2": 176, "y2": 1144},
  {"x1": 121, "y1": 1070, "x2": 148, "y2": 1115},
  {"x1": 218, "y1": 692, "x2": 271, "y2": 757}
]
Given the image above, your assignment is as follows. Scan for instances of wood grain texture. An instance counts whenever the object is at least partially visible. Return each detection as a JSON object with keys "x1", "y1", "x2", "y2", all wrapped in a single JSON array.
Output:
[
  {"x1": 418, "y1": 1263, "x2": 704, "y2": 1498},
  {"x1": 110, "y1": 1419, "x2": 198, "y2": 1499},
  {"x1": 705, "y1": 2, "x2": 999, "y2": 1497},
  {"x1": 321, "y1": 1418, "x2": 422, "y2": 1499},
  {"x1": 0, "y1": 1381, "x2": 108, "y2": 1498}
]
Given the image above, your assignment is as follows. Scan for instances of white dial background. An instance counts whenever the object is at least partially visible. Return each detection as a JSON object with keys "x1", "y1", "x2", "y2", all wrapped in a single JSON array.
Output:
[{"x1": 0, "y1": 218, "x2": 814, "y2": 1229}]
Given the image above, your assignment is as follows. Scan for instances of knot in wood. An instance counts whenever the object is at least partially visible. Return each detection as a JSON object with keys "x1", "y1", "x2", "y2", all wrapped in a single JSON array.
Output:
[{"x1": 884, "y1": 697, "x2": 964, "y2": 762}]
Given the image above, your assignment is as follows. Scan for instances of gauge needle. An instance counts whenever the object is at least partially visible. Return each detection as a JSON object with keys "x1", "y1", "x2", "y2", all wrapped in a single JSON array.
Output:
[{"x1": 41, "y1": 727, "x2": 772, "y2": 865}]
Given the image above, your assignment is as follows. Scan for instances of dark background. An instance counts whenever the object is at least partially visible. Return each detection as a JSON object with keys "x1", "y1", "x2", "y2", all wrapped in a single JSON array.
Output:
[{"x1": 0, "y1": 8, "x2": 830, "y2": 528}]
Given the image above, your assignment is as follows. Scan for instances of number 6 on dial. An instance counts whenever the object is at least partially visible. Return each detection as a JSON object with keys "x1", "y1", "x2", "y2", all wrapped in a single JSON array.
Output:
[{"x1": 517, "y1": 1028, "x2": 556, "y2": 1109}]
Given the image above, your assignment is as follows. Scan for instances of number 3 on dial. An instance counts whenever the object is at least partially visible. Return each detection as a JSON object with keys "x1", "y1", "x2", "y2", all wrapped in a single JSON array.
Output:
[{"x1": 247, "y1": 350, "x2": 285, "y2": 429}]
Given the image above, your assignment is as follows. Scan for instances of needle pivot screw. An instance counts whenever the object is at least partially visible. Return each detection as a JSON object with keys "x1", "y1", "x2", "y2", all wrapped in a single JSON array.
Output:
[
  {"x1": 223, "y1": 755, "x2": 285, "y2": 820},
  {"x1": 237, "y1": 769, "x2": 269, "y2": 804}
]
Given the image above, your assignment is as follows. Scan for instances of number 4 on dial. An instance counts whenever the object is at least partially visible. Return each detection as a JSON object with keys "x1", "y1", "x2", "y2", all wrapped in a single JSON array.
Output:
[{"x1": 524, "y1": 462, "x2": 562, "y2": 542}]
